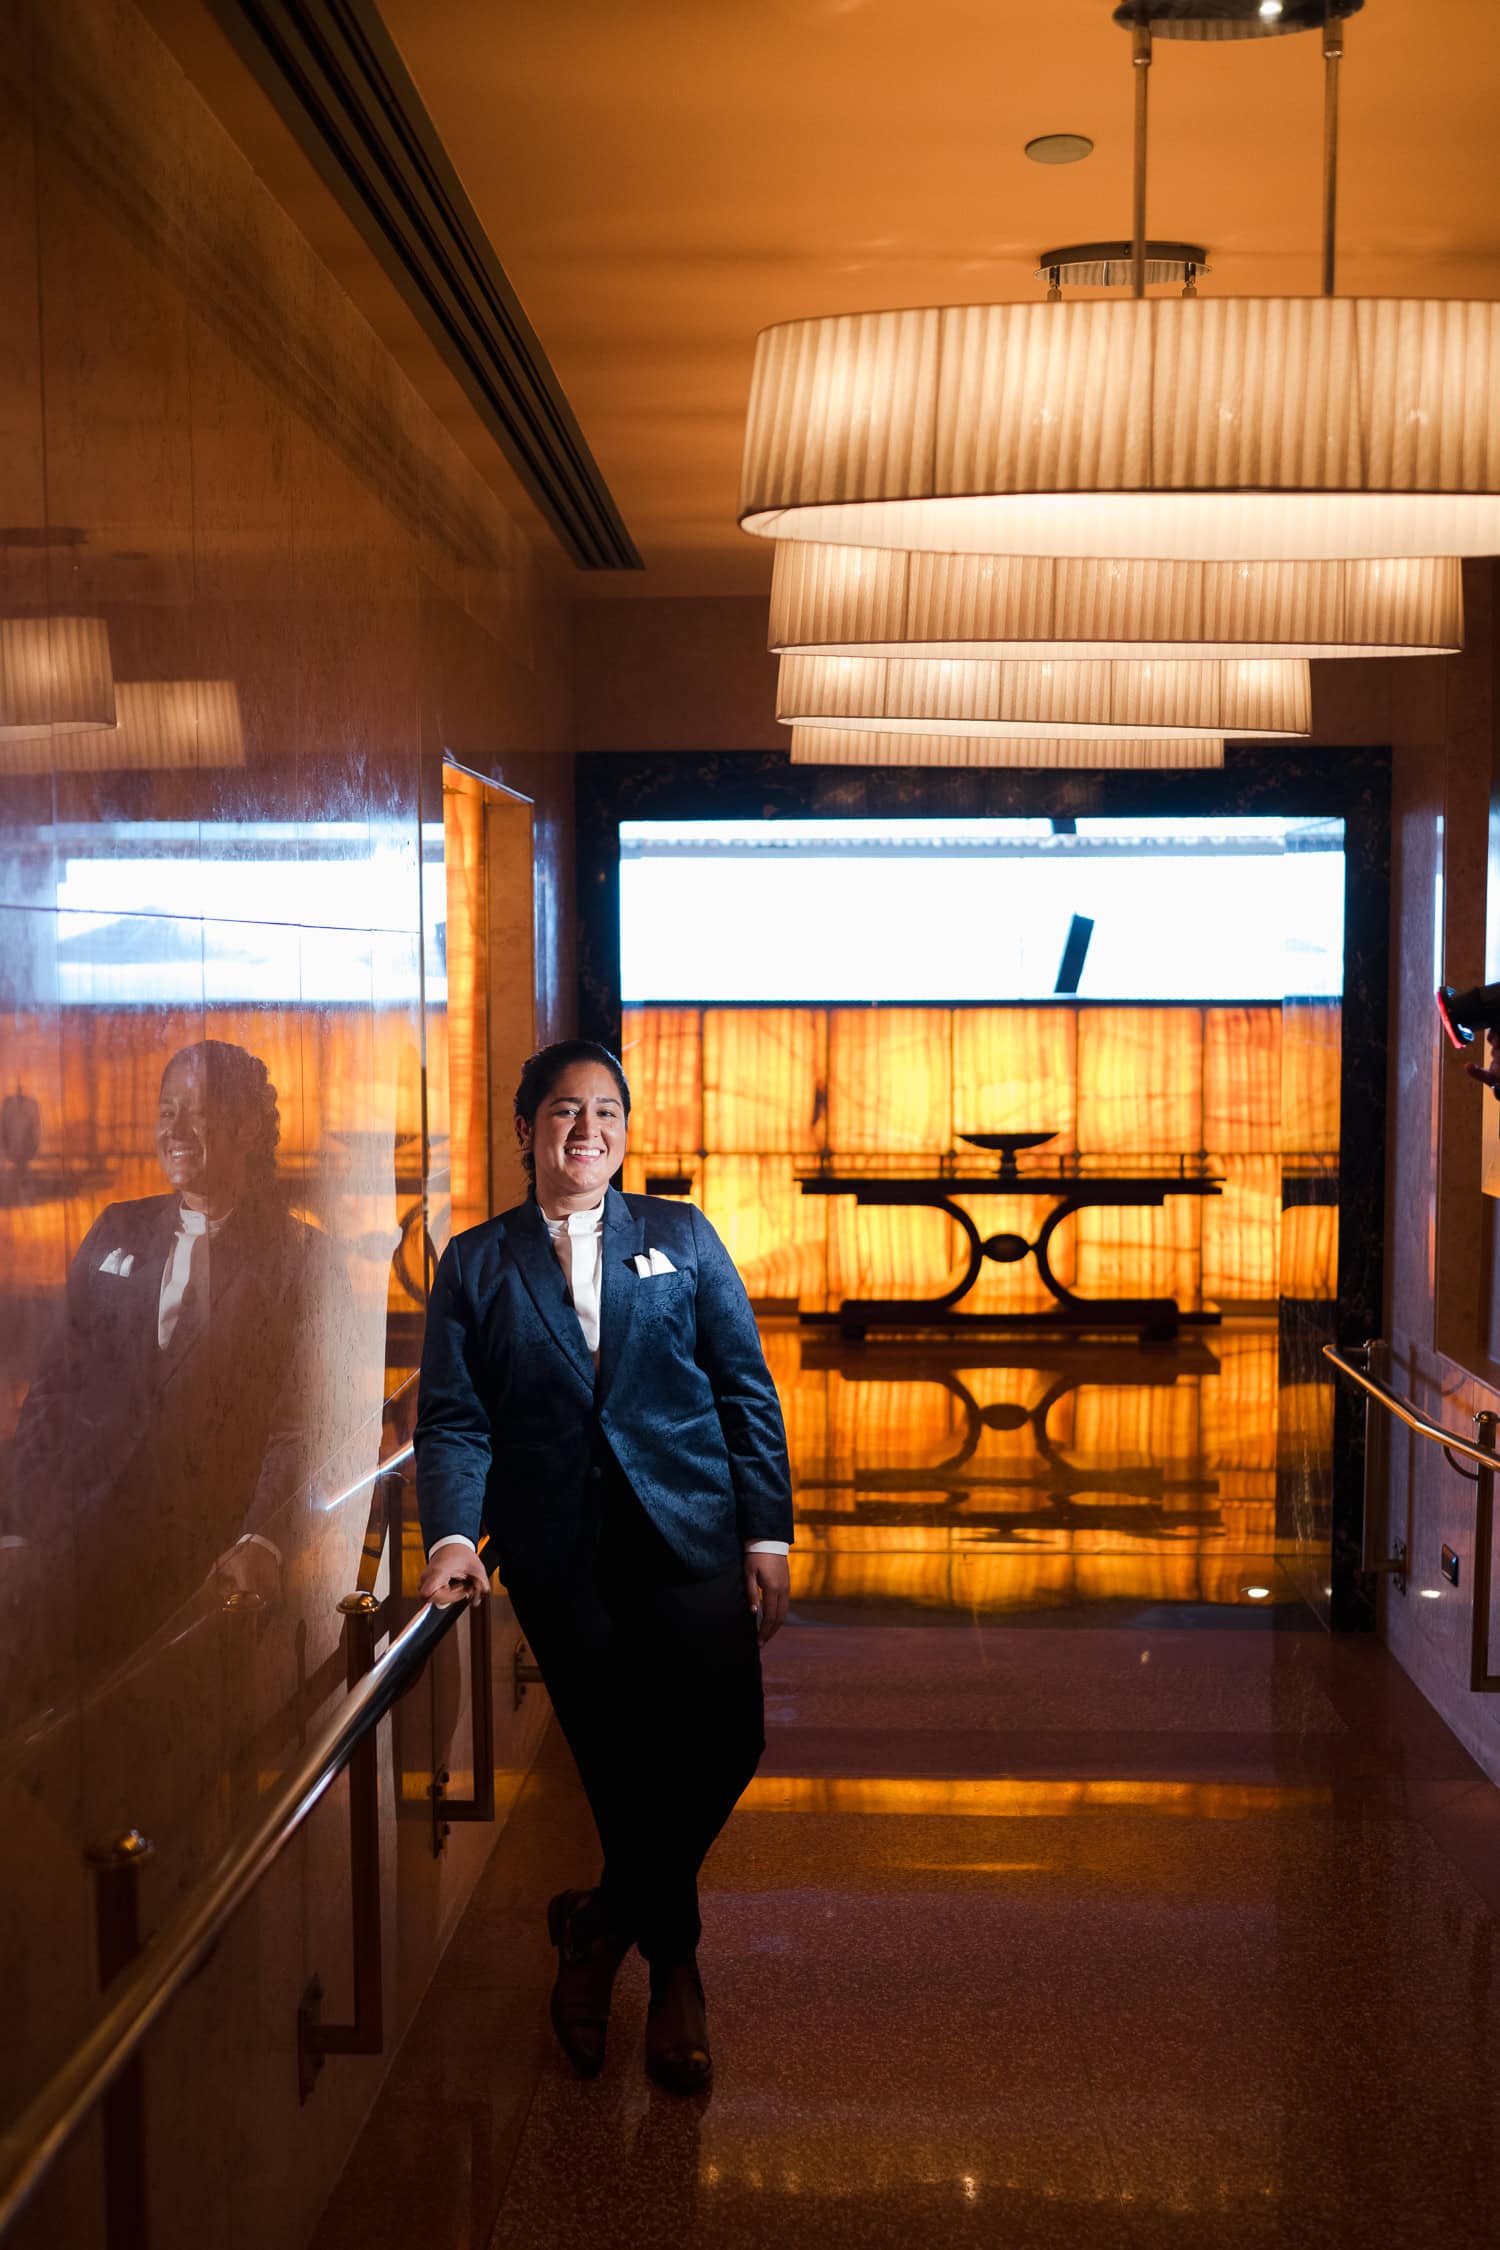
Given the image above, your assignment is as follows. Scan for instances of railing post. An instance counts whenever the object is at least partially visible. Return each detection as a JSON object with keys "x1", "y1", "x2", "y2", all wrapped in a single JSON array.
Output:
[
  {"x1": 1354, "y1": 1339, "x2": 1406, "y2": 1588},
  {"x1": 85, "y1": 1829, "x2": 153, "y2": 2250},
  {"x1": 1471, "y1": 1412, "x2": 1500, "y2": 1693},
  {"x1": 513, "y1": 1638, "x2": 545, "y2": 1713},
  {"x1": 297, "y1": 1593, "x2": 385, "y2": 2100},
  {"x1": 435, "y1": 1597, "x2": 497, "y2": 1837}
]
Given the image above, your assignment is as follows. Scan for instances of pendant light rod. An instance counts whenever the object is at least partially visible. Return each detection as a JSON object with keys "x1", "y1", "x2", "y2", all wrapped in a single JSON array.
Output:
[
  {"x1": 1131, "y1": 24, "x2": 1152, "y2": 299},
  {"x1": 1321, "y1": 5, "x2": 1343, "y2": 296}
]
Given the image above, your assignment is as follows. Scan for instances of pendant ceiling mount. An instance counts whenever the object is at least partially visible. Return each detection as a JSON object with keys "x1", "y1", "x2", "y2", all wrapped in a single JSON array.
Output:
[
  {"x1": 1037, "y1": 241, "x2": 1209, "y2": 293},
  {"x1": 1111, "y1": 0, "x2": 1362, "y2": 39}
]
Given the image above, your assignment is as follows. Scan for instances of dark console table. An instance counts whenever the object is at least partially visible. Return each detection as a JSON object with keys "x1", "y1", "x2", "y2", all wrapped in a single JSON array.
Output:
[{"x1": 799, "y1": 1133, "x2": 1222, "y2": 1338}]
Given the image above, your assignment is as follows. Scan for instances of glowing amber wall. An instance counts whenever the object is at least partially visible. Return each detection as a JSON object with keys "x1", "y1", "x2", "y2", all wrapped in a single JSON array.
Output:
[
  {"x1": 622, "y1": 1003, "x2": 1340, "y2": 1311},
  {"x1": 441, "y1": 771, "x2": 491, "y2": 1234}
]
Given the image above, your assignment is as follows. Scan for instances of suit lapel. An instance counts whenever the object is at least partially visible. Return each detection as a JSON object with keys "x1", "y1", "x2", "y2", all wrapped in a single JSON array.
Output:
[
  {"x1": 122, "y1": 1200, "x2": 181, "y2": 1389},
  {"x1": 596, "y1": 1186, "x2": 646, "y2": 1408},
  {"x1": 506, "y1": 1197, "x2": 597, "y2": 1395}
]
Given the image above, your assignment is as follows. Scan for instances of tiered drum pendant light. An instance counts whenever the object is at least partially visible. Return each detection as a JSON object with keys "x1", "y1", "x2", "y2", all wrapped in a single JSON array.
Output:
[
  {"x1": 742, "y1": 0, "x2": 1486, "y2": 776},
  {"x1": 769, "y1": 545, "x2": 1461, "y2": 662},
  {"x1": 788, "y1": 729, "x2": 1226, "y2": 769},
  {"x1": 776, "y1": 653, "x2": 1309, "y2": 739},
  {"x1": 742, "y1": 289, "x2": 1500, "y2": 563}
]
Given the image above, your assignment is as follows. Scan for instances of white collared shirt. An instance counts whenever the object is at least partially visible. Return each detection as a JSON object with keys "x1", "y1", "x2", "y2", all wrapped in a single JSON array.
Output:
[
  {"x1": 158, "y1": 1203, "x2": 226, "y2": 1349},
  {"x1": 428, "y1": 1197, "x2": 788, "y2": 1563},
  {"x1": 544, "y1": 1198, "x2": 605, "y2": 1364}
]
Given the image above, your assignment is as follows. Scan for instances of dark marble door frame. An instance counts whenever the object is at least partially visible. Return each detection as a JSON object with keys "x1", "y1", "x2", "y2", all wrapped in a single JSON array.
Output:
[{"x1": 576, "y1": 744, "x2": 1391, "y2": 1631}]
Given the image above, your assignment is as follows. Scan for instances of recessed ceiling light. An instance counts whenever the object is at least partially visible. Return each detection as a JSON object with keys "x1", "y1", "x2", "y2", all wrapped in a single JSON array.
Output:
[
  {"x1": 1024, "y1": 134, "x2": 1094, "y2": 165},
  {"x1": 1241, "y1": 1585, "x2": 1272, "y2": 1601}
]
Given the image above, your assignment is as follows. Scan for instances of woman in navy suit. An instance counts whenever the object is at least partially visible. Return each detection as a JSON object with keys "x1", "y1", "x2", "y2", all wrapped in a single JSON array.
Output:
[{"x1": 415, "y1": 1039, "x2": 793, "y2": 2094}]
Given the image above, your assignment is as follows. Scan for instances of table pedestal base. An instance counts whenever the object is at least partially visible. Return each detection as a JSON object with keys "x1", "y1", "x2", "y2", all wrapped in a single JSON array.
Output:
[{"x1": 798, "y1": 1174, "x2": 1224, "y2": 1340}]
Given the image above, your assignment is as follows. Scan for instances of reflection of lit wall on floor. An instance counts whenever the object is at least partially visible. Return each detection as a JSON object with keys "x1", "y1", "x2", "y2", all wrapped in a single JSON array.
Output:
[
  {"x1": 757, "y1": 1325, "x2": 1305, "y2": 1611},
  {"x1": 622, "y1": 1002, "x2": 1339, "y2": 1313}
]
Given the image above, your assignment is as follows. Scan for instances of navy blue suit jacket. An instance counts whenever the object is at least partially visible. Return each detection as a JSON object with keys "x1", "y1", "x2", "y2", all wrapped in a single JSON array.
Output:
[{"x1": 414, "y1": 1187, "x2": 793, "y2": 1585}]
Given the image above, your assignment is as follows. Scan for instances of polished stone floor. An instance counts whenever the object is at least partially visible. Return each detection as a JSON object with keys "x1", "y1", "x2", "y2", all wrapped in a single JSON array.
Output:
[{"x1": 311, "y1": 1330, "x2": 1500, "y2": 2250}]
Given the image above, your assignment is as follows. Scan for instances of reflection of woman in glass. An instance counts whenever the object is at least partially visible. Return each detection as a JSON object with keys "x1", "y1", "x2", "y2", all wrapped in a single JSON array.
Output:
[{"x1": 7, "y1": 1040, "x2": 349, "y2": 1671}]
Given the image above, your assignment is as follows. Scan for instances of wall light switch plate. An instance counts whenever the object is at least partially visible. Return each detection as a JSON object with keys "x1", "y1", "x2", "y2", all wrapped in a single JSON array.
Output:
[{"x1": 1441, "y1": 1544, "x2": 1461, "y2": 1586}]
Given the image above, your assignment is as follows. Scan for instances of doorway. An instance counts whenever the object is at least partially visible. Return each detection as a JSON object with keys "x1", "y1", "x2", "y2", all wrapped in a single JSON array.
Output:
[
  {"x1": 440, "y1": 762, "x2": 537, "y2": 1238},
  {"x1": 578, "y1": 746, "x2": 1389, "y2": 1633}
]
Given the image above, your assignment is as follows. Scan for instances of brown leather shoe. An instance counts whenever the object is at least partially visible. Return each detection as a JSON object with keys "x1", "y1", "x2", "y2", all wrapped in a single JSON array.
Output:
[
  {"x1": 547, "y1": 1889, "x2": 629, "y2": 2078},
  {"x1": 644, "y1": 1957, "x2": 713, "y2": 2095}
]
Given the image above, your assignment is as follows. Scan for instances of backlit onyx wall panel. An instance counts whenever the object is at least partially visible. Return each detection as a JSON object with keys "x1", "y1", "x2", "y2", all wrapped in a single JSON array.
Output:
[{"x1": 621, "y1": 1002, "x2": 1340, "y2": 1312}]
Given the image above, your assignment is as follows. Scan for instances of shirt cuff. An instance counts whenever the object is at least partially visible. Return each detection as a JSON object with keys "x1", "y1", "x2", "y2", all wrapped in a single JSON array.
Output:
[
  {"x1": 216, "y1": 1531, "x2": 282, "y2": 1571},
  {"x1": 428, "y1": 1534, "x2": 479, "y2": 1562},
  {"x1": 744, "y1": 1539, "x2": 790, "y2": 1557}
]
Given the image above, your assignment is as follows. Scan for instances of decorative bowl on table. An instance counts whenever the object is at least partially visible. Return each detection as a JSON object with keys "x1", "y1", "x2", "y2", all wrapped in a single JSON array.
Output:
[{"x1": 956, "y1": 1131, "x2": 1057, "y2": 1181}]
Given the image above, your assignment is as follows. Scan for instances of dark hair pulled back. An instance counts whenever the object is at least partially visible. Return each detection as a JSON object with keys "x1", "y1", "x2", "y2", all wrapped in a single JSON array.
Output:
[
  {"x1": 162, "y1": 1039, "x2": 282, "y2": 1198},
  {"x1": 514, "y1": 1040, "x2": 631, "y2": 1182}
]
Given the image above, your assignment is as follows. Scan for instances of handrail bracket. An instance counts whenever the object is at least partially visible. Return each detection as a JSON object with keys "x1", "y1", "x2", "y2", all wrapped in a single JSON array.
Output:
[{"x1": 1324, "y1": 1342, "x2": 1500, "y2": 1685}]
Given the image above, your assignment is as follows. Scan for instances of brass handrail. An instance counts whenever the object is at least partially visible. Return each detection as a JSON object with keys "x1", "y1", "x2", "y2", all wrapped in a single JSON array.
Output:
[
  {"x1": 1322, "y1": 1344, "x2": 1499, "y2": 1473},
  {"x1": 0, "y1": 1575, "x2": 470, "y2": 2237}
]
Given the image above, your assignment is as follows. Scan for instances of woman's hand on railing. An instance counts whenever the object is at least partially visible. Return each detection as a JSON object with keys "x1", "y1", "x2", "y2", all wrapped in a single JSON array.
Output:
[
  {"x1": 417, "y1": 1548, "x2": 490, "y2": 1609},
  {"x1": 745, "y1": 1550, "x2": 790, "y2": 1644}
]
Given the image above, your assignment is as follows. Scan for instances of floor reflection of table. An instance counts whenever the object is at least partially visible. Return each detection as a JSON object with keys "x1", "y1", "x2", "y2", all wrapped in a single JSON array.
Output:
[
  {"x1": 799, "y1": 1149, "x2": 1222, "y2": 1338},
  {"x1": 792, "y1": 1337, "x2": 1222, "y2": 1537}
]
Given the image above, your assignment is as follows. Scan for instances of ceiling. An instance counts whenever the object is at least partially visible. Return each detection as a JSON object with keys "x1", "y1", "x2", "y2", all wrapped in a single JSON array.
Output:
[{"x1": 167, "y1": 0, "x2": 1500, "y2": 597}]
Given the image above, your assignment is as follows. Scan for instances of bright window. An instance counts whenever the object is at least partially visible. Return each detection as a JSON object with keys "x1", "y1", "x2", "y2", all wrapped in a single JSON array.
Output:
[{"x1": 620, "y1": 816, "x2": 1344, "y2": 1003}]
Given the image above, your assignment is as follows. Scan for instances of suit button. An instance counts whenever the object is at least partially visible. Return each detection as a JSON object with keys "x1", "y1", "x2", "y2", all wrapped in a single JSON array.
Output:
[{"x1": 587, "y1": 1465, "x2": 603, "y2": 1482}]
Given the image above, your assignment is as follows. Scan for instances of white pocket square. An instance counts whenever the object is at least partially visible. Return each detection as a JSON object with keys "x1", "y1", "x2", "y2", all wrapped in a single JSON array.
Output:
[
  {"x1": 99, "y1": 1248, "x2": 136, "y2": 1276},
  {"x1": 632, "y1": 1248, "x2": 677, "y2": 1277}
]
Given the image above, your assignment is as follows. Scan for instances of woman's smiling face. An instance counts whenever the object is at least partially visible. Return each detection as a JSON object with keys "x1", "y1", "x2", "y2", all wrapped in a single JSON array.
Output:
[
  {"x1": 155, "y1": 1050, "x2": 258, "y2": 1212},
  {"x1": 519, "y1": 1061, "x2": 628, "y2": 1212}
]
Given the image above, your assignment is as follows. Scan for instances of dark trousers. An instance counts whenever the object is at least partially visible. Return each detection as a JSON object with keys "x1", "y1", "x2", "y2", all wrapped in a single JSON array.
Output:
[{"x1": 507, "y1": 1459, "x2": 765, "y2": 1964}]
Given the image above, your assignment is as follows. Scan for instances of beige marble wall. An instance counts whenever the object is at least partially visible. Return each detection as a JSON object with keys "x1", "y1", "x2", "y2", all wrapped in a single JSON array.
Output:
[
  {"x1": 0, "y1": 3, "x2": 572, "y2": 2245},
  {"x1": 1373, "y1": 566, "x2": 1500, "y2": 1786}
]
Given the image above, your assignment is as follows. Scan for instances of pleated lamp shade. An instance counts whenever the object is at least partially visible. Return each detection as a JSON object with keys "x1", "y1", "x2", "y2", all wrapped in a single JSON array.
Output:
[
  {"x1": 111, "y1": 681, "x2": 245, "y2": 769},
  {"x1": 0, "y1": 680, "x2": 245, "y2": 774},
  {"x1": 789, "y1": 727, "x2": 1225, "y2": 769},
  {"x1": 769, "y1": 544, "x2": 1462, "y2": 660},
  {"x1": 776, "y1": 653, "x2": 1310, "y2": 739},
  {"x1": 740, "y1": 299, "x2": 1500, "y2": 560},
  {"x1": 0, "y1": 616, "x2": 115, "y2": 737}
]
